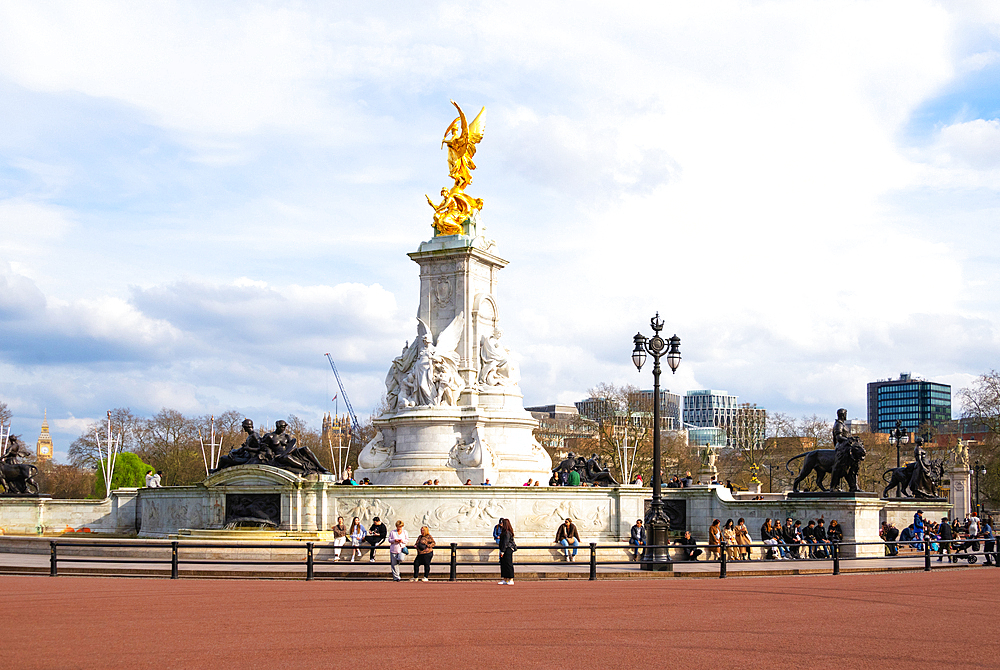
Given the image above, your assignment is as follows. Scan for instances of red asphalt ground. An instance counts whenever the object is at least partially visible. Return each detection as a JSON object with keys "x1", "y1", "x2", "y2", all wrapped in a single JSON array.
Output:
[{"x1": 9, "y1": 570, "x2": 998, "y2": 670}]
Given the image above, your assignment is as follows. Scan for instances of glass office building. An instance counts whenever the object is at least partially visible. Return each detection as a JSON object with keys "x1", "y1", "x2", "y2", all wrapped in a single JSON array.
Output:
[{"x1": 867, "y1": 373, "x2": 952, "y2": 433}]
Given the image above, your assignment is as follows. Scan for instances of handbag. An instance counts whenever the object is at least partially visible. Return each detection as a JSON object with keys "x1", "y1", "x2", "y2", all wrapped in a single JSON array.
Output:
[
  {"x1": 508, "y1": 539, "x2": 517, "y2": 552},
  {"x1": 400, "y1": 545, "x2": 409, "y2": 555}
]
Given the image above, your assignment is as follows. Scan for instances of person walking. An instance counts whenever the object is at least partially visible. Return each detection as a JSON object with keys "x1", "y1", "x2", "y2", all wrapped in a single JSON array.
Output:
[
  {"x1": 498, "y1": 518, "x2": 516, "y2": 585},
  {"x1": 938, "y1": 516, "x2": 954, "y2": 562},
  {"x1": 982, "y1": 517, "x2": 996, "y2": 566},
  {"x1": 388, "y1": 520, "x2": 409, "y2": 582},
  {"x1": 331, "y1": 516, "x2": 348, "y2": 561},
  {"x1": 348, "y1": 516, "x2": 366, "y2": 562},
  {"x1": 412, "y1": 526, "x2": 436, "y2": 581}
]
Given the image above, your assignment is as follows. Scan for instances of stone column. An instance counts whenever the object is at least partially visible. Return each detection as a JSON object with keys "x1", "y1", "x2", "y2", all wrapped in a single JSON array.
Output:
[{"x1": 949, "y1": 466, "x2": 971, "y2": 521}]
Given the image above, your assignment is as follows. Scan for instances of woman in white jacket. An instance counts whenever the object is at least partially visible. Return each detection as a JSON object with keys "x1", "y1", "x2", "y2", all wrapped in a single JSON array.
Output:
[{"x1": 388, "y1": 520, "x2": 410, "y2": 582}]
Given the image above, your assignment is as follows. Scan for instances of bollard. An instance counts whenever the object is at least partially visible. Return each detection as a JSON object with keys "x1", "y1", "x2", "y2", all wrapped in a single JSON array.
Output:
[
  {"x1": 832, "y1": 542, "x2": 840, "y2": 575},
  {"x1": 720, "y1": 541, "x2": 727, "y2": 578},
  {"x1": 49, "y1": 541, "x2": 57, "y2": 577},
  {"x1": 589, "y1": 542, "x2": 597, "y2": 581},
  {"x1": 924, "y1": 539, "x2": 931, "y2": 572},
  {"x1": 171, "y1": 541, "x2": 179, "y2": 579},
  {"x1": 449, "y1": 543, "x2": 457, "y2": 582},
  {"x1": 306, "y1": 542, "x2": 314, "y2": 581}
]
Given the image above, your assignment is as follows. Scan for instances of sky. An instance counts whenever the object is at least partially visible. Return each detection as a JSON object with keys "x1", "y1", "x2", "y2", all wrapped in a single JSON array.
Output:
[{"x1": 2, "y1": 1, "x2": 1000, "y2": 460}]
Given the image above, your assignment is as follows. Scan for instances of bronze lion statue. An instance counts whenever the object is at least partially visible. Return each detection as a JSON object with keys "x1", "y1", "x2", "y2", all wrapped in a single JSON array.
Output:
[{"x1": 785, "y1": 436, "x2": 867, "y2": 493}]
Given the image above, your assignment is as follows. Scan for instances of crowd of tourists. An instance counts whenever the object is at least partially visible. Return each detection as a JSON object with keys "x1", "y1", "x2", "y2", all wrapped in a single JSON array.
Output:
[
  {"x1": 756, "y1": 517, "x2": 842, "y2": 560},
  {"x1": 881, "y1": 511, "x2": 997, "y2": 565}
]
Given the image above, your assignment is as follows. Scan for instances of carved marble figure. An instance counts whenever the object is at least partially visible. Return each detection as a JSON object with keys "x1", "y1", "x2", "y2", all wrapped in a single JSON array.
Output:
[
  {"x1": 478, "y1": 327, "x2": 519, "y2": 387},
  {"x1": 390, "y1": 312, "x2": 465, "y2": 408},
  {"x1": 358, "y1": 433, "x2": 395, "y2": 470}
]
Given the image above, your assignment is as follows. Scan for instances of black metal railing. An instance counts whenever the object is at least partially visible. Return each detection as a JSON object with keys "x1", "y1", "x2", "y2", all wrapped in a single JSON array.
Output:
[{"x1": 36, "y1": 537, "x2": 997, "y2": 581}]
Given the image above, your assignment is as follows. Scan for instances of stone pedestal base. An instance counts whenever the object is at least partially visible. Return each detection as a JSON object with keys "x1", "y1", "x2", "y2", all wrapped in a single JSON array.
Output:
[{"x1": 356, "y1": 403, "x2": 551, "y2": 486}]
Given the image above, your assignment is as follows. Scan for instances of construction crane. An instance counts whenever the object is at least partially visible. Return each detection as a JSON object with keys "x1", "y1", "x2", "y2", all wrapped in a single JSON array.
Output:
[{"x1": 324, "y1": 353, "x2": 362, "y2": 443}]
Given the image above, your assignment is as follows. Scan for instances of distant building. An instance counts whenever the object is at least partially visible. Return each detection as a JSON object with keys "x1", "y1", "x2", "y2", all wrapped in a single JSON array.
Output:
[
  {"x1": 574, "y1": 391, "x2": 677, "y2": 431},
  {"x1": 683, "y1": 390, "x2": 765, "y2": 449},
  {"x1": 526, "y1": 404, "x2": 596, "y2": 460},
  {"x1": 845, "y1": 419, "x2": 869, "y2": 434},
  {"x1": 683, "y1": 390, "x2": 739, "y2": 430},
  {"x1": 35, "y1": 410, "x2": 53, "y2": 462},
  {"x1": 866, "y1": 373, "x2": 952, "y2": 434}
]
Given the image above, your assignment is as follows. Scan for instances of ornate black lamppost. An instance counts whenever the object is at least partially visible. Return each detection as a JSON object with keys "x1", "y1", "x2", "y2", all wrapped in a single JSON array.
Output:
[
  {"x1": 973, "y1": 460, "x2": 986, "y2": 516},
  {"x1": 890, "y1": 419, "x2": 907, "y2": 469},
  {"x1": 631, "y1": 312, "x2": 681, "y2": 569}
]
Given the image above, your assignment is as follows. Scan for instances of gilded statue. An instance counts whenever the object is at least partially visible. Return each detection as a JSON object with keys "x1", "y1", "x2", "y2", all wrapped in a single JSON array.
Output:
[{"x1": 426, "y1": 100, "x2": 486, "y2": 236}]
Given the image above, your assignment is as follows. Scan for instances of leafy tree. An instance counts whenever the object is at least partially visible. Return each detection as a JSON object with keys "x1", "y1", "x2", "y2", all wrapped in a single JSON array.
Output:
[{"x1": 94, "y1": 452, "x2": 153, "y2": 497}]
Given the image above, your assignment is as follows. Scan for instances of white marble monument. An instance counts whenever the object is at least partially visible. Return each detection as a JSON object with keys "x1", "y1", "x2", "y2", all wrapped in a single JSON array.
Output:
[{"x1": 355, "y1": 220, "x2": 552, "y2": 485}]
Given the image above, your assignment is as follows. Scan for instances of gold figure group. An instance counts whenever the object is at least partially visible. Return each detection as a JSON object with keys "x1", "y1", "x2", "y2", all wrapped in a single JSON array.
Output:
[{"x1": 426, "y1": 100, "x2": 486, "y2": 236}]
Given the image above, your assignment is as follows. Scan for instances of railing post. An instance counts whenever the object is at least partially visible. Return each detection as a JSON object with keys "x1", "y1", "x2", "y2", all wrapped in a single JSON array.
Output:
[
  {"x1": 720, "y1": 541, "x2": 727, "y2": 578},
  {"x1": 924, "y1": 539, "x2": 931, "y2": 572},
  {"x1": 306, "y1": 542, "x2": 315, "y2": 580},
  {"x1": 49, "y1": 541, "x2": 57, "y2": 577},
  {"x1": 449, "y1": 543, "x2": 457, "y2": 582},
  {"x1": 171, "y1": 541, "x2": 179, "y2": 579},
  {"x1": 589, "y1": 542, "x2": 597, "y2": 581},
  {"x1": 832, "y1": 542, "x2": 840, "y2": 575}
]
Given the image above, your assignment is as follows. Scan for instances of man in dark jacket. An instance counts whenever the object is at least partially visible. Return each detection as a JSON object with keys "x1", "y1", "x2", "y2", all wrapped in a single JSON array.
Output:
[
  {"x1": 673, "y1": 530, "x2": 702, "y2": 561},
  {"x1": 938, "y1": 516, "x2": 954, "y2": 562},
  {"x1": 555, "y1": 518, "x2": 581, "y2": 561},
  {"x1": 629, "y1": 519, "x2": 646, "y2": 561},
  {"x1": 364, "y1": 517, "x2": 388, "y2": 562}
]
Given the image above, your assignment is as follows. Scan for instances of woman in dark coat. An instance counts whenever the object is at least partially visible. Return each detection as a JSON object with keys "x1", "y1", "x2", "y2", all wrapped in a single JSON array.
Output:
[{"x1": 498, "y1": 518, "x2": 515, "y2": 585}]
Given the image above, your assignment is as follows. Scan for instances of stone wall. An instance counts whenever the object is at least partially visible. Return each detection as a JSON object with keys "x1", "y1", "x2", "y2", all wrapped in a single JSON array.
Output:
[{"x1": 0, "y1": 489, "x2": 139, "y2": 535}]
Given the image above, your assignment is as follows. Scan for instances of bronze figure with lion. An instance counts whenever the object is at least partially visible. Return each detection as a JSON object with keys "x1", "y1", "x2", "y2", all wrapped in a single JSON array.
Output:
[{"x1": 785, "y1": 436, "x2": 867, "y2": 493}]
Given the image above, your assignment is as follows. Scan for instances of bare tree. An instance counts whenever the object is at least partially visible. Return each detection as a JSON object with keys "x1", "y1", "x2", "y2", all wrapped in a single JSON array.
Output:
[
  {"x1": 0, "y1": 401, "x2": 11, "y2": 426},
  {"x1": 68, "y1": 408, "x2": 147, "y2": 468}
]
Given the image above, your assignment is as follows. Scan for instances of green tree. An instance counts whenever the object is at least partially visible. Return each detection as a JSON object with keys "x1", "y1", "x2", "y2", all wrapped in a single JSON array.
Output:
[{"x1": 94, "y1": 452, "x2": 153, "y2": 497}]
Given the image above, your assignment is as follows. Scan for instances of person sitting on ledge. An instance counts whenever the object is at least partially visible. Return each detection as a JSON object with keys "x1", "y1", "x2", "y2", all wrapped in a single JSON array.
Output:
[
  {"x1": 464, "y1": 479, "x2": 472, "y2": 485},
  {"x1": 674, "y1": 530, "x2": 702, "y2": 561},
  {"x1": 523, "y1": 478, "x2": 533, "y2": 486},
  {"x1": 566, "y1": 468, "x2": 581, "y2": 487},
  {"x1": 481, "y1": 478, "x2": 492, "y2": 486},
  {"x1": 555, "y1": 518, "x2": 581, "y2": 561},
  {"x1": 629, "y1": 519, "x2": 646, "y2": 561},
  {"x1": 364, "y1": 516, "x2": 388, "y2": 562},
  {"x1": 682, "y1": 472, "x2": 693, "y2": 487}
]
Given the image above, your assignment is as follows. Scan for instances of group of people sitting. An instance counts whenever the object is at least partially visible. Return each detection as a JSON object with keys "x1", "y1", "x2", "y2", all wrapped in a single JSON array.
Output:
[{"x1": 758, "y1": 517, "x2": 842, "y2": 560}]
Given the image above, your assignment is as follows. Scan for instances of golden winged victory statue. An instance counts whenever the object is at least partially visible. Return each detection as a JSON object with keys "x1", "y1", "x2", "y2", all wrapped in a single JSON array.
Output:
[{"x1": 426, "y1": 100, "x2": 486, "y2": 236}]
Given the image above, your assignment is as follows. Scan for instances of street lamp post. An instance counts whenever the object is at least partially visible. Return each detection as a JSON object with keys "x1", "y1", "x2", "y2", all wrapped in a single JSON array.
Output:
[
  {"x1": 632, "y1": 312, "x2": 681, "y2": 570},
  {"x1": 890, "y1": 419, "x2": 906, "y2": 469},
  {"x1": 973, "y1": 460, "x2": 986, "y2": 516}
]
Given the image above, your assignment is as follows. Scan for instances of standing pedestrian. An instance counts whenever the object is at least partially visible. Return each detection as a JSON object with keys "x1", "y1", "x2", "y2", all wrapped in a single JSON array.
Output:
[
  {"x1": 388, "y1": 520, "x2": 409, "y2": 582},
  {"x1": 708, "y1": 519, "x2": 722, "y2": 561},
  {"x1": 982, "y1": 517, "x2": 996, "y2": 566},
  {"x1": 348, "y1": 516, "x2": 366, "y2": 562},
  {"x1": 735, "y1": 518, "x2": 752, "y2": 560},
  {"x1": 331, "y1": 516, "x2": 348, "y2": 561},
  {"x1": 498, "y1": 518, "x2": 516, "y2": 585},
  {"x1": 412, "y1": 526, "x2": 435, "y2": 581}
]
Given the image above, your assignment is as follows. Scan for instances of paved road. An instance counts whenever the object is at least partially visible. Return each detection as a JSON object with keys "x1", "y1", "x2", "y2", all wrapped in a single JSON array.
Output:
[{"x1": 6, "y1": 569, "x2": 998, "y2": 669}]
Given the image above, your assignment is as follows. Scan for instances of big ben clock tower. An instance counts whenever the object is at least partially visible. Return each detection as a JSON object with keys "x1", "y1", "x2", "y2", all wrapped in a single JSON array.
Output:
[{"x1": 35, "y1": 410, "x2": 53, "y2": 463}]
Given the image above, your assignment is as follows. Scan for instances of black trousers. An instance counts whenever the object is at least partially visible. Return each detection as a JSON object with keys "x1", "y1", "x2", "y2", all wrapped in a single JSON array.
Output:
[
  {"x1": 499, "y1": 549, "x2": 514, "y2": 579},
  {"x1": 365, "y1": 537, "x2": 385, "y2": 559},
  {"x1": 413, "y1": 551, "x2": 433, "y2": 577}
]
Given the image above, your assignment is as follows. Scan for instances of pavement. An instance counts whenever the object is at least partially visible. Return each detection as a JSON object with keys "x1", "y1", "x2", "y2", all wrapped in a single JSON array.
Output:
[{"x1": 6, "y1": 569, "x2": 999, "y2": 669}]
